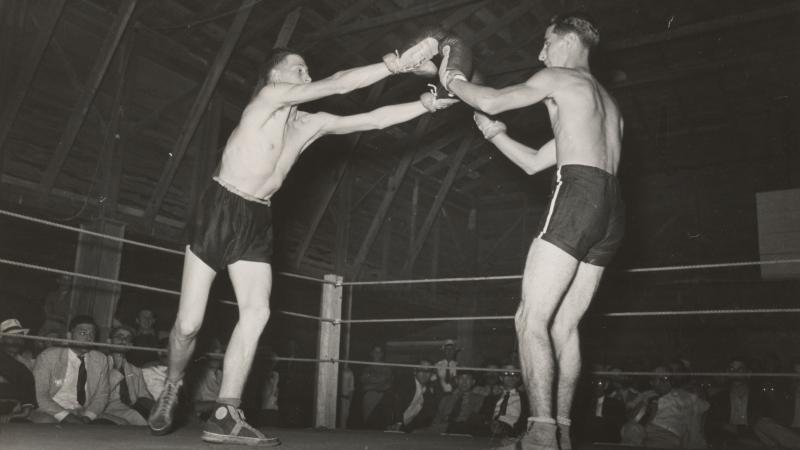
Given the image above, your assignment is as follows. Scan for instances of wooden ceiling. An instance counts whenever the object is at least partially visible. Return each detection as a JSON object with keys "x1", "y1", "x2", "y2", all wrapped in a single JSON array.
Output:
[{"x1": 1, "y1": 0, "x2": 799, "y2": 290}]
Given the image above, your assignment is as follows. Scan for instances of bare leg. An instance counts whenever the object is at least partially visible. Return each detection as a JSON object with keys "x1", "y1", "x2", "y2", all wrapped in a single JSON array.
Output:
[
  {"x1": 516, "y1": 239, "x2": 579, "y2": 419},
  {"x1": 168, "y1": 247, "x2": 216, "y2": 382},
  {"x1": 551, "y1": 262, "x2": 604, "y2": 449},
  {"x1": 218, "y1": 260, "x2": 272, "y2": 399}
]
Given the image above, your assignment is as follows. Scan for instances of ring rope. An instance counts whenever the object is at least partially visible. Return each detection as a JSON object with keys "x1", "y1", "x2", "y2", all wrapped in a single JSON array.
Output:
[
  {"x1": 5, "y1": 208, "x2": 799, "y2": 286},
  {"x1": 0, "y1": 209, "x2": 185, "y2": 256},
  {"x1": 341, "y1": 258, "x2": 800, "y2": 286},
  {"x1": 337, "y1": 306, "x2": 800, "y2": 324},
  {"x1": 0, "y1": 257, "x2": 323, "y2": 325},
  {"x1": 4, "y1": 333, "x2": 799, "y2": 379},
  {"x1": 0, "y1": 208, "x2": 331, "y2": 285}
]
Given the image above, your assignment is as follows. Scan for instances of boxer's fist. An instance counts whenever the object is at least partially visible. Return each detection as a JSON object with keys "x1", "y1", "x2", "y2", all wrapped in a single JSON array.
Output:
[
  {"x1": 383, "y1": 37, "x2": 439, "y2": 74},
  {"x1": 420, "y1": 91, "x2": 459, "y2": 112},
  {"x1": 474, "y1": 112, "x2": 506, "y2": 140}
]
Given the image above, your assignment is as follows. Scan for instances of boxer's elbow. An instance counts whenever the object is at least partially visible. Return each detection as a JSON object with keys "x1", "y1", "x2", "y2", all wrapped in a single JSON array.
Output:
[{"x1": 475, "y1": 96, "x2": 504, "y2": 116}]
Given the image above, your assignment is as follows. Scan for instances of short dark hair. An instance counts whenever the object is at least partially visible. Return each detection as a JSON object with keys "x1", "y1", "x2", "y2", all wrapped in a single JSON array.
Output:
[
  {"x1": 550, "y1": 12, "x2": 600, "y2": 49},
  {"x1": 253, "y1": 47, "x2": 301, "y2": 95},
  {"x1": 69, "y1": 314, "x2": 96, "y2": 331}
]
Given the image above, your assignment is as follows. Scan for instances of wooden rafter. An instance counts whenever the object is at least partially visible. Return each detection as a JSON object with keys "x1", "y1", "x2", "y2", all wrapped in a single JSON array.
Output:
[
  {"x1": 402, "y1": 135, "x2": 476, "y2": 274},
  {"x1": 143, "y1": 0, "x2": 253, "y2": 227},
  {"x1": 0, "y1": 0, "x2": 66, "y2": 175},
  {"x1": 274, "y1": 7, "x2": 302, "y2": 48},
  {"x1": 100, "y1": 31, "x2": 136, "y2": 219},
  {"x1": 351, "y1": 115, "x2": 432, "y2": 278},
  {"x1": 299, "y1": 0, "x2": 487, "y2": 44},
  {"x1": 293, "y1": 81, "x2": 387, "y2": 269},
  {"x1": 39, "y1": 0, "x2": 138, "y2": 197}
]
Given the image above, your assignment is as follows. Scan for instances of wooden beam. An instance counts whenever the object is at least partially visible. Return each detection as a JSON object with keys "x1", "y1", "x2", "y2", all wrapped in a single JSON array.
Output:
[
  {"x1": 128, "y1": 86, "x2": 198, "y2": 135},
  {"x1": 402, "y1": 135, "x2": 475, "y2": 274},
  {"x1": 39, "y1": 0, "x2": 138, "y2": 197},
  {"x1": 188, "y1": 96, "x2": 222, "y2": 223},
  {"x1": 300, "y1": 0, "x2": 486, "y2": 43},
  {"x1": 273, "y1": 7, "x2": 302, "y2": 48},
  {"x1": 351, "y1": 116, "x2": 432, "y2": 278},
  {"x1": 0, "y1": 0, "x2": 66, "y2": 175},
  {"x1": 100, "y1": 32, "x2": 135, "y2": 219},
  {"x1": 143, "y1": 0, "x2": 253, "y2": 227},
  {"x1": 293, "y1": 81, "x2": 387, "y2": 269}
]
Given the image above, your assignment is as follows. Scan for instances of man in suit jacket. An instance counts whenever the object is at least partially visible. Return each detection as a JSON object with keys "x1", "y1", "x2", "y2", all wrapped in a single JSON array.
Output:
[
  {"x1": 104, "y1": 326, "x2": 154, "y2": 425},
  {"x1": 367, "y1": 359, "x2": 437, "y2": 432},
  {"x1": 30, "y1": 315, "x2": 110, "y2": 424},
  {"x1": 428, "y1": 371, "x2": 485, "y2": 434}
]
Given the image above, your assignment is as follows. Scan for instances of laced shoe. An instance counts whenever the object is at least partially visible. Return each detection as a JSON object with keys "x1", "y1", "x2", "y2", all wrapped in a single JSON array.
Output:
[
  {"x1": 148, "y1": 379, "x2": 181, "y2": 435},
  {"x1": 494, "y1": 420, "x2": 558, "y2": 450},
  {"x1": 201, "y1": 403, "x2": 280, "y2": 446}
]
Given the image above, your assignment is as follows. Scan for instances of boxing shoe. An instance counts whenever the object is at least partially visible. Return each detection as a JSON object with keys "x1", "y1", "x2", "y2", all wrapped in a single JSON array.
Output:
[{"x1": 201, "y1": 403, "x2": 280, "y2": 446}]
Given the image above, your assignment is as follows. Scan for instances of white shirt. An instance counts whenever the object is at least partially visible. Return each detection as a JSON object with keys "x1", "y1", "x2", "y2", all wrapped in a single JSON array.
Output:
[
  {"x1": 494, "y1": 388, "x2": 521, "y2": 427},
  {"x1": 142, "y1": 364, "x2": 167, "y2": 399},
  {"x1": 595, "y1": 395, "x2": 606, "y2": 417},
  {"x1": 52, "y1": 349, "x2": 94, "y2": 421},
  {"x1": 403, "y1": 378, "x2": 425, "y2": 425},
  {"x1": 436, "y1": 359, "x2": 458, "y2": 393}
]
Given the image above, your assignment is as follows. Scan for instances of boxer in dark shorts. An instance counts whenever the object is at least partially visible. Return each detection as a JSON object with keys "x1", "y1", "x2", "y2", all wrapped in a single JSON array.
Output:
[
  {"x1": 188, "y1": 178, "x2": 273, "y2": 271},
  {"x1": 537, "y1": 164, "x2": 624, "y2": 267}
]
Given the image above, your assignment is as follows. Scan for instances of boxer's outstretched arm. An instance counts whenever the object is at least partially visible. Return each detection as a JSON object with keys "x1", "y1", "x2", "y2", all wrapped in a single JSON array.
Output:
[
  {"x1": 317, "y1": 97, "x2": 457, "y2": 136},
  {"x1": 263, "y1": 63, "x2": 393, "y2": 107},
  {"x1": 449, "y1": 69, "x2": 560, "y2": 115}
]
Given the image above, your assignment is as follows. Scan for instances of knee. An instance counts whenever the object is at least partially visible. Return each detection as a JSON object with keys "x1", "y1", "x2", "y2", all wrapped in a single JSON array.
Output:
[
  {"x1": 550, "y1": 316, "x2": 578, "y2": 344},
  {"x1": 515, "y1": 305, "x2": 549, "y2": 339},
  {"x1": 240, "y1": 303, "x2": 270, "y2": 327},
  {"x1": 173, "y1": 317, "x2": 202, "y2": 339}
]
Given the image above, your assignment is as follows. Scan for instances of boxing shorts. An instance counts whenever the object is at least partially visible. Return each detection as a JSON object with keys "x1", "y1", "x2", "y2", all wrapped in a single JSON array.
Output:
[
  {"x1": 187, "y1": 177, "x2": 273, "y2": 271},
  {"x1": 536, "y1": 164, "x2": 625, "y2": 266}
]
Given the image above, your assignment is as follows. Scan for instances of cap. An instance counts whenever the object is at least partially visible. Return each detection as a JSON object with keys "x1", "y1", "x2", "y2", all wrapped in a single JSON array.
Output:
[{"x1": 0, "y1": 318, "x2": 30, "y2": 335}]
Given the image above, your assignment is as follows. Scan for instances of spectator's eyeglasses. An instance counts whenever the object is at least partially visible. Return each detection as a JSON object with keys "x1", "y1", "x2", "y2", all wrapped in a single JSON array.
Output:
[
  {"x1": 502, "y1": 372, "x2": 519, "y2": 377},
  {"x1": 74, "y1": 329, "x2": 95, "y2": 337},
  {"x1": 112, "y1": 334, "x2": 133, "y2": 341}
]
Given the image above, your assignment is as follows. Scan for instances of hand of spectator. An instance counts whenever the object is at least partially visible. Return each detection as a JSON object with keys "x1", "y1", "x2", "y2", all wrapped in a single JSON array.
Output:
[{"x1": 386, "y1": 421, "x2": 403, "y2": 431}]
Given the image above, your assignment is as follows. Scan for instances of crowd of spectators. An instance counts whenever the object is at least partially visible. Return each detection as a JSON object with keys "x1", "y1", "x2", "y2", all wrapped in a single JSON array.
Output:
[{"x1": 3, "y1": 309, "x2": 800, "y2": 449}]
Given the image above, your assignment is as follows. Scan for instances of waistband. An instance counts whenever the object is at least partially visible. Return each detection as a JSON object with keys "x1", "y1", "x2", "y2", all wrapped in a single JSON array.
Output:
[
  {"x1": 557, "y1": 164, "x2": 616, "y2": 178},
  {"x1": 213, "y1": 176, "x2": 271, "y2": 206}
]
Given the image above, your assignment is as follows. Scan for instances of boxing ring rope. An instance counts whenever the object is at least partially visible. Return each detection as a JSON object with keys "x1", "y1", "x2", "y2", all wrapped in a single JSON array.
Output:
[
  {"x1": 4, "y1": 332, "x2": 799, "y2": 380},
  {"x1": 4, "y1": 206, "x2": 800, "y2": 428},
  {"x1": 0, "y1": 208, "x2": 332, "y2": 285}
]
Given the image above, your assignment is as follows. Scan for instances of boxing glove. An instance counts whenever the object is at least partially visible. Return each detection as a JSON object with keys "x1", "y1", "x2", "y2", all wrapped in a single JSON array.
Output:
[
  {"x1": 438, "y1": 35, "x2": 472, "y2": 91},
  {"x1": 383, "y1": 36, "x2": 439, "y2": 74}
]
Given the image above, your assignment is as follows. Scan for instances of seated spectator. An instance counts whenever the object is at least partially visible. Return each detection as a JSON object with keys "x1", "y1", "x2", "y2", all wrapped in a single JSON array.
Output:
[
  {"x1": 192, "y1": 339, "x2": 224, "y2": 420},
  {"x1": 621, "y1": 366, "x2": 704, "y2": 448},
  {"x1": 472, "y1": 359, "x2": 503, "y2": 399},
  {"x1": 0, "y1": 318, "x2": 36, "y2": 423},
  {"x1": 141, "y1": 337, "x2": 169, "y2": 400},
  {"x1": 339, "y1": 364, "x2": 354, "y2": 429},
  {"x1": 708, "y1": 357, "x2": 800, "y2": 448},
  {"x1": 368, "y1": 359, "x2": 436, "y2": 432},
  {"x1": 574, "y1": 368, "x2": 625, "y2": 444},
  {"x1": 128, "y1": 308, "x2": 163, "y2": 366},
  {"x1": 103, "y1": 325, "x2": 153, "y2": 426},
  {"x1": 480, "y1": 364, "x2": 527, "y2": 439},
  {"x1": 435, "y1": 339, "x2": 459, "y2": 394},
  {"x1": 256, "y1": 351, "x2": 280, "y2": 427},
  {"x1": 359, "y1": 344, "x2": 393, "y2": 425},
  {"x1": 30, "y1": 315, "x2": 112, "y2": 424},
  {"x1": 428, "y1": 371, "x2": 484, "y2": 434}
]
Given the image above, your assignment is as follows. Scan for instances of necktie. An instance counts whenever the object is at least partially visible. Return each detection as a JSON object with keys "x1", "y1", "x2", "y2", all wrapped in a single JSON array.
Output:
[
  {"x1": 495, "y1": 391, "x2": 511, "y2": 419},
  {"x1": 77, "y1": 355, "x2": 87, "y2": 406},
  {"x1": 119, "y1": 366, "x2": 132, "y2": 406}
]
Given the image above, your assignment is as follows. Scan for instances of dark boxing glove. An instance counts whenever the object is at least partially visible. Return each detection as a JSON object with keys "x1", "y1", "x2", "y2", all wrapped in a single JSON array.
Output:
[{"x1": 438, "y1": 34, "x2": 473, "y2": 93}]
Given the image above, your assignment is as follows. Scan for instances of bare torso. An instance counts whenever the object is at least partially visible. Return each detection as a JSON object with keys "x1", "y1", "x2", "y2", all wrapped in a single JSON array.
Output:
[
  {"x1": 216, "y1": 95, "x2": 323, "y2": 200},
  {"x1": 544, "y1": 68, "x2": 622, "y2": 175}
]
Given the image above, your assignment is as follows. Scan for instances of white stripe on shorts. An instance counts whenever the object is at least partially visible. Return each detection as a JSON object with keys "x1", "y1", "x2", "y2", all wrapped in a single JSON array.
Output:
[{"x1": 537, "y1": 166, "x2": 563, "y2": 239}]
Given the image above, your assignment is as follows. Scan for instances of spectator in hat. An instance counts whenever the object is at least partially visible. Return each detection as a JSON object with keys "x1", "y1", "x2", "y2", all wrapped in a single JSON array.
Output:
[
  {"x1": 435, "y1": 339, "x2": 460, "y2": 394},
  {"x1": 0, "y1": 318, "x2": 36, "y2": 423}
]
